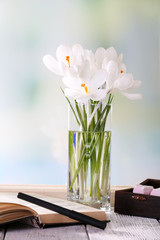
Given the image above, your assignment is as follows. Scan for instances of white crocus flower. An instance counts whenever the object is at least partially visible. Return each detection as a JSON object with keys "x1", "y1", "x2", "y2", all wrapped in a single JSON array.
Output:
[
  {"x1": 43, "y1": 44, "x2": 142, "y2": 101},
  {"x1": 105, "y1": 60, "x2": 142, "y2": 100},
  {"x1": 43, "y1": 44, "x2": 85, "y2": 77},
  {"x1": 95, "y1": 46, "x2": 126, "y2": 73},
  {"x1": 63, "y1": 60, "x2": 107, "y2": 103}
]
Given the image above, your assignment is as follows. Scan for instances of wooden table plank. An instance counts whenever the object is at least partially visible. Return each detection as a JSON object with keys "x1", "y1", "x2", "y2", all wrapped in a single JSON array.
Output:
[
  {"x1": 0, "y1": 227, "x2": 5, "y2": 240},
  {"x1": 5, "y1": 223, "x2": 89, "y2": 240},
  {"x1": 0, "y1": 184, "x2": 131, "y2": 207},
  {"x1": 86, "y1": 211, "x2": 160, "y2": 240},
  {"x1": 0, "y1": 185, "x2": 67, "y2": 202}
]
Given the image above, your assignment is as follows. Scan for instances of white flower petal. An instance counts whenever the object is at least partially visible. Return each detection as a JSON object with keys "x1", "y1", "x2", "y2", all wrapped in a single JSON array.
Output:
[
  {"x1": 102, "y1": 57, "x2": 108, "y2": 70},
  {"x1": 95, "y1": 48, "x2": 106, "y2": 67},
  {"x1": 121, "y1": 92, "x2": 143, "y2": 100},
  {"x1": 72, "y1": 44, "x2": 84, "y2": 55},
  {"x1": 62, "y1": 76, "x2": 81, "y2": 89},
  {"x1": 104, "y1": 60, "x2": 119, "y2": 89},
  {"x1": 119, "y1": 53, "x2": 123, "y2": 62},
  {"x1": 87, "y1": 70, "x2": 107, "y2": 89},
  {"x1": 65, "y1": 65, "x2": 79, "y2": 78},
  {"x1": 76, "y1": 95, "x2": 91, "y2": 103},
  {"x1": 130, "y1": 80, "x2": 142, "y2": 89},
  {"x1": 105, "y1": 60, "x2": 119, "y2": 76},
  {"x1": 65, "y1": 88, "x2": 91, "y2": 103},
  {"x1": 43, "y1": 55, "x2": 63, "y2": 76},
  {"x1": 72, "y1": 44, "x2": 84, "y2": 65},
  {"x1": 64, "y1": 88, "x2": 81, "y2": 99},
  {"x1": 85, "y1": 50, "x2": 97, "y2": 76},
  {"x1": 91, "y1": 89, "x2": 106, "y2": 101},
  {"x1": 56, "y1": 45, "x2": 72, "y2": 62},
  {"x1": 84, "y1": 49, "x2": 95, "y2": 65},
  {"x1": 79, "y1": 60, "x2": 91, "y2": 83},
  {"x1": 113, "y1": 73, "x2": 134, "y2": 91},
  {"x1": 59, "y1": 62, "x2": 68, "y2": 75},
  {"x1": 120, "y1": 63, "x2": 127, "y2": 73},
  {"x1": 105, "y1": 47, "x2": 118, "y2": 61}
]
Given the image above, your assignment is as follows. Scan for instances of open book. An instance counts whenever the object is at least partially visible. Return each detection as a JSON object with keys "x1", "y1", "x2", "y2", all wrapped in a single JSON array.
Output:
[{"x1": 0, "y1": 193, "x2": 107, "y2": 228}]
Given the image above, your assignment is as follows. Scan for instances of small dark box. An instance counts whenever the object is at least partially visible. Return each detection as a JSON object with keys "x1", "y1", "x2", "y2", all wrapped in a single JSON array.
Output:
[{"x1": 114, "y1": 179, "x2": 160, "y2": 220}]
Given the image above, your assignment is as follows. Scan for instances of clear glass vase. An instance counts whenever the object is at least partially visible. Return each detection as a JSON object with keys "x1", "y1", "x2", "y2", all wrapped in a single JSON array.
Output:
[{"x1": 67, "y1": 96, "x2": 112, "y2": 211}]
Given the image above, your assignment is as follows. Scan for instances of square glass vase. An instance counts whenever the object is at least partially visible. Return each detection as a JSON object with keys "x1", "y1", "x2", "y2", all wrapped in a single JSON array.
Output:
[{"x1": 67, "y1": 98, "x2": 112, "y2": 211}]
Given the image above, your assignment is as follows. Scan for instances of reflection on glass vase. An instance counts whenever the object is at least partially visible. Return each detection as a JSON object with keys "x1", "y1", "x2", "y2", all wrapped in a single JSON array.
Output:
[{"x1": 67, "y1": 96, "x2": 112, "y2": 211}]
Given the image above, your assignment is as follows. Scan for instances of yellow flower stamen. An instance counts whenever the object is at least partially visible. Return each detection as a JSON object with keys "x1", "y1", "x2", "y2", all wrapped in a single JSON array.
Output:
[
  {"x1": 66, "y1": 56, "x2": 70, "y2": 68},
  {"x1": 81, "y1": 83, "x2": 88, "y2": 93}
]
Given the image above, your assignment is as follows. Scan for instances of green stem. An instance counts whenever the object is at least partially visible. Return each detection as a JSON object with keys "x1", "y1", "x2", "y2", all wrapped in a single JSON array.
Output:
[
  {"x1": 101, "y1": 132, "x2": 111, "y2": 195},
  {"x1": 96, "y1": 181, "x2": 101, "y2": 200},
  {"x1": 70, "y1": 131, "x2": 100, "y2": 192},
  {"x1": 75, "y1": 101, "x2": 85, "y2": 130},
  {"x1": 93, "y1": 104, "x2": 109, "y2": 132},
  {"x1": 61, "y1": 88, "x2": 80, "y2": 126},
  {"x1": 83, "y1": 104, "x2": 87, "y2": 130}
]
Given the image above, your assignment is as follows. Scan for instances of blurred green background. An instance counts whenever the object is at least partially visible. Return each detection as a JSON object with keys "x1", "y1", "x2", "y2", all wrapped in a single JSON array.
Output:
[{"x1": 0, "y1": 0, "x2": 160, "y2": 185}]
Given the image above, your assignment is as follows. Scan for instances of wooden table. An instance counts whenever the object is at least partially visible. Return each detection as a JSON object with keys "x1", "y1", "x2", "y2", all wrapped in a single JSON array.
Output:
[{"x1": 0, "y1": 185, "x2": 160, "y2": 240}]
